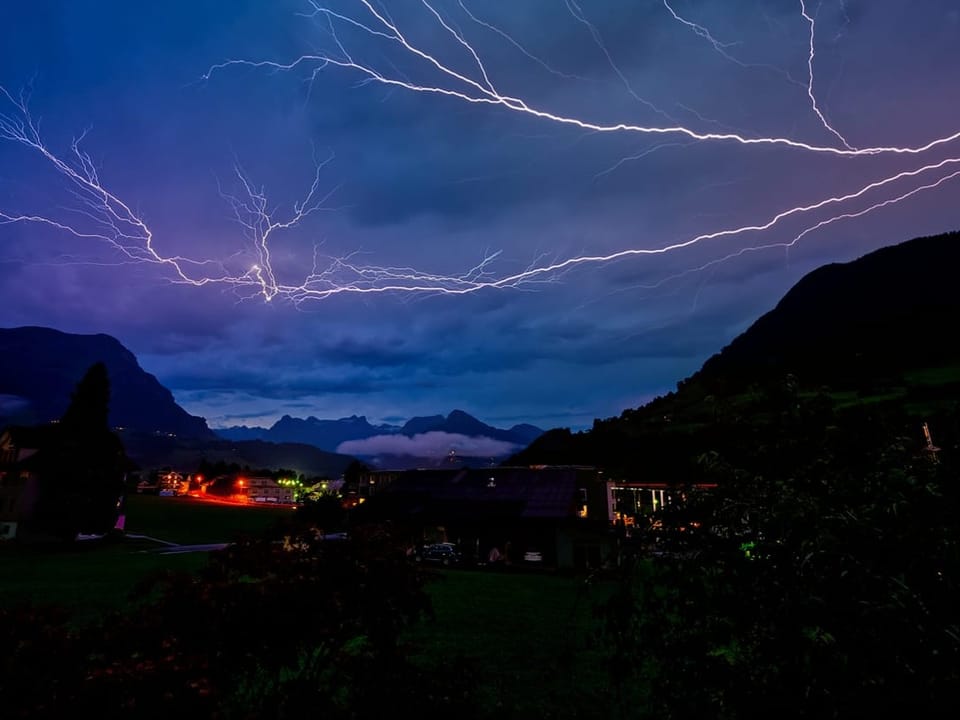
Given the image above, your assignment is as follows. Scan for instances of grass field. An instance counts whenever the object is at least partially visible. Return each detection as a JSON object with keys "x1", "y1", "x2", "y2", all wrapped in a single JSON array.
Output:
[
  {"x1": 0, "y1": 494, "x2": 290, "y2": 616},
  {"x1": 904, "y1": 364, "x2": 960, "y2": 386},
  {"x1": 2, "y1": 497, "x2": 627, "y2": 715},
  {"x1": 124, "y1": 493, "x2": 293, "y2": 544},
  {"x1": 405, "y1": 568, "x2": 620, "y2": 718},
  {"x1": 0, "y1": 541, "x2": 208, "y2": 621}
]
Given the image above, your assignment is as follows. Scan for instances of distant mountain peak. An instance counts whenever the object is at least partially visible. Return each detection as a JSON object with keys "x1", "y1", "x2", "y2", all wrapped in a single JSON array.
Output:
[
  {"x1": 217, "y1": 408, "x2": 545, "y2": 461},
  {"x1": 0, "y1": 325, "x2": 212, "y2": 440}
]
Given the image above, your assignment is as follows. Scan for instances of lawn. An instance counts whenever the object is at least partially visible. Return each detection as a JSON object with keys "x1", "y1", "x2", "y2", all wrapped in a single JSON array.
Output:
[
  {"x1": 3, "y1": 495, "x2": 630, "y2": 716},
  {"x1": 0, "y1": 541, "x2": 208, "y2": 621},
  {"x1": 404, "y1": 568, "x2": 622, "y2": 718},
  {"x1": 0, "y1": 495, "x2": 292, "y2": 616},
  {"x1": 124, "y1": 493, "x2": 293, "y2": 544},
  {"x1": 904, "y1": 364, "x2": 960, "y2": 386}
]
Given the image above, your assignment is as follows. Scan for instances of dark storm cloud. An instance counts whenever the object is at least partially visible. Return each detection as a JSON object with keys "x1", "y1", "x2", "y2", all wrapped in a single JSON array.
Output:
[
  {"x1": 161, "y1": 368, "x2": 384, "y2": 400},
  {"x1": 2, "y1": 0, "x2": 960, "y2": 431},
  {"x1": 290, "y1": 0, "x2": 718, "y2": 227},
  {"x1": 291, "y1": 0, "x2": 866, "y2": 231},
  {"x1": 311, "y1": 336, "x2": 430, "y2": 368}
]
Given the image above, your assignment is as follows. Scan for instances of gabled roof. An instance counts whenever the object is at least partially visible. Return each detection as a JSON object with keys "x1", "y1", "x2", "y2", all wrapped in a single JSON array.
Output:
[
  {"x1": 0, "y1": 422, "x2": 132, "y2": 471},
  {"x1": 0, "y1": 424, "x2": 63, "y2": 469},
  {"x1": 361, "y1": 465, "x2": 597, "y2": 521},
  {"x1": 1, "y1": 423, "x2": 61, "y2": 449}
]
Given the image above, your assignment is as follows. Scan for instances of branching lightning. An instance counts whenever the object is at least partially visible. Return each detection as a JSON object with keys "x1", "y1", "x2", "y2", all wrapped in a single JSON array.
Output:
[
  {"x1": 203, "y1": 1, "x2": 960, "y2": 157},
  {"x1": 660, "y1": 1, "x2": 805, "y2": 90},
  {"x1": 456, "y1": 1, "x2": 586, "y2": 82},
  {"x1": 561, "y1": 0, "x2": 678, "y2": 123},
  {"x1": 799, "y1": 0, "x2": 854, "y2": 149},
  {"x1": 2, "y1": 1, "x2": 959, "y2": 307}
]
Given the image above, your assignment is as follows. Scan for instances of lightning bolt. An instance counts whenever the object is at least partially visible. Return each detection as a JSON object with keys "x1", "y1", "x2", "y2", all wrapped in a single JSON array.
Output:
[
  {"x1": 800, "y1": 0, "x2": 854, "y2": 149},
  {"x1": 0, "y1": 87, "x2": 216, "y2": 282},
  {"x1": 662, "y1": 0, "x2": 742, "y2": 57},
  {"x1": 3, "y1": 1, "x2": 960, "y2": 308},
  {"x1": 562, "y1": 0, "x2": 678, "y2": 123},
  {"x1": 660, "y1": 1, "x2": 805, "y2": 87},
  {"x1": 456, "y1": 1, "x2": 587, "y2": 82},
  {"x1": 202, "y1": 0, "x2": 960, "y2": 293},
  {"x1": 204, "y1": 1, "x2": 960, "y2": 157},
  {"x1": 0, "y1": 86, "x2": 505, "y2": 303}
]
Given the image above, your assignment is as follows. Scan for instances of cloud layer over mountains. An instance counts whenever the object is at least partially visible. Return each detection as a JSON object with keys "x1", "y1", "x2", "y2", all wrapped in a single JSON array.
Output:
[{"x1": 337, "y1": 431, "x2": 519, "y2": 459}]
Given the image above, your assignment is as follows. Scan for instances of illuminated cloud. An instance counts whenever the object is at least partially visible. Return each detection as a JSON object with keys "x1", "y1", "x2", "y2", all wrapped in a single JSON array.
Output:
[{"x1": 338, "y1": 431, "x2": 518, "y2": 458}]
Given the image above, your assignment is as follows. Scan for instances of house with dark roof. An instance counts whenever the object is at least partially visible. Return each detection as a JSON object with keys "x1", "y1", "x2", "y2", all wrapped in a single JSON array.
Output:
[
  {"x1": 0, "y1": 422, "x2": 129, "y2": 540},
  {"x1": 351, "y1": 465, "x2": 614, "y2": 569},
  {"x1": 0, "y1": 425, "x2": 55, "y2": 539}
]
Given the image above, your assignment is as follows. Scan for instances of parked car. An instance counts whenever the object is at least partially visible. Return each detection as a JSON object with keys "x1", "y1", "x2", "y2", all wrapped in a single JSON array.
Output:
[
  {"x1": 523, "y1": 549, "x2": 543, "y2": 563},
  {"x1": 415, "y1": 542, "x2": 463, "y2": 566}
]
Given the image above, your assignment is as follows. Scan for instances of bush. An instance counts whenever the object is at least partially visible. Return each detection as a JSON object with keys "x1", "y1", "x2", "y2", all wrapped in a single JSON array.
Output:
[{"x1": 0, "y1": 524, "x2": 448, "y2": 718}]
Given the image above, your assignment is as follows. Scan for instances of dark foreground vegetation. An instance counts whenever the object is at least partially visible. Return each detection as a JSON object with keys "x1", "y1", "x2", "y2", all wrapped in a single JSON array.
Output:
[
  {"x1": 605, "y1": 391, "x2": 960, "y2": 718},
  {"x1": 4, "y1": 376, "x2": 960, "y2": 717},
  {"x1": 4, "y1": 384, "x2": 958, "y2": 718},
  {"x1": 500, "y1": 232, "x2": 960, "y2": 716},
  {"x1": 0, "y1": 521, "x2": 616, "y2": 719}
]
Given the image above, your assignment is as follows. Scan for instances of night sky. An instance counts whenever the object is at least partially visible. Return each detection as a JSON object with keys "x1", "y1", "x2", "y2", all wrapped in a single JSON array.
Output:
[{"x1": 2, "y1": 1, "x2": 959, "y2": 431}]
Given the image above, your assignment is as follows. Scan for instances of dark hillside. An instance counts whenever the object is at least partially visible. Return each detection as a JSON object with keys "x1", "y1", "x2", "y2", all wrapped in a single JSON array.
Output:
[
  {"x1": 0, "y1": 326, "x2": 212, "y2": 439},
  {"x1": 511, "y1": 231, "x2": 960, "y2": 475},
  {"x1": 691, "y1": 231, "x2": 960, "y2": 393}
]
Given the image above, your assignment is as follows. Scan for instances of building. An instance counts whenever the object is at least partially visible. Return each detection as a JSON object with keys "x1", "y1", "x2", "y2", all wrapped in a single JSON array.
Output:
[
  {"x1": 351, "y1": 465, "x2": 613, "y2": 569},
  {"x1": 0, "y1": 426, "x2": 48, "y2": 539},
  {"x1": 608, "y1": 480, "x2": 718, "y2": 533},
  {"x1": 242, "y1": 476, "x2": 295, "y2": 504},
  {"x1": 158, "y1": 470, "x2": 187, "y2": 496},
  {"x1": 1, "y1": 422, "x2": 129, "y2": 540}
]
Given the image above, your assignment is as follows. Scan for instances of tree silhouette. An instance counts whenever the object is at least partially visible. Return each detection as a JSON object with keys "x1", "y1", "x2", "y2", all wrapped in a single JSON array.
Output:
[
  {"x1": 602, "y1": 394, "x2": 960, "y2": 717},
  {"x1": 33, "y1": 362, "x2": 128, "y2": 538},
  {"x1": 60, "y1": 361, "x2": 110, "y2": 431}
]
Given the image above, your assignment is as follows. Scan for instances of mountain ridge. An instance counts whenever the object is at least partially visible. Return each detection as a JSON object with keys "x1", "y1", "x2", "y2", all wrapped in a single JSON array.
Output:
[
  {"x1": 0, "y1": 326, "x2": 356, "y2": 477},
  {"x1": 0, "y1": 325, "x2": 213, "y2": 439},
  {"x1": 216, "y1": 408, "x2": 544, "y2": 454},
  {"x1": 688, "y1": 230, "x2": 960, "y2": 392},
  {"x1": 510, "y1": 230, "x2": 960, "y2": 473}
]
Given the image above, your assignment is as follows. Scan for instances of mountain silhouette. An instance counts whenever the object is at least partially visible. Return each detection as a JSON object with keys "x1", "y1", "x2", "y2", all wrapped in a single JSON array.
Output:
[
  {"x1": 689, "y1": 230, "x2": 960, "y2": 393},
  {"x1": 0, "y1": 326, "x2": 212, "y2": 438},
  {"x1": 218, "y1": 409, "x2": 544, "y2": 455},
  {"x1": 511, "y1": 230, "x2": 960, "y2": 471},
  {"x1": 0, "y1": 326, "x2": 356, "y2": 477}
]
